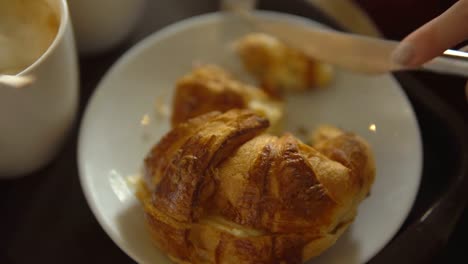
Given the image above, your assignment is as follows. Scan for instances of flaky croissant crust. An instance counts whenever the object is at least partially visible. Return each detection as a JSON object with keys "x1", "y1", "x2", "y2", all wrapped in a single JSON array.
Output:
[
  {"x1": 170, "y1": 65, "x2": 284, "y2": 134},
  {"x1": 139, "y1": 109, "x2": 375, "y2": 264}
]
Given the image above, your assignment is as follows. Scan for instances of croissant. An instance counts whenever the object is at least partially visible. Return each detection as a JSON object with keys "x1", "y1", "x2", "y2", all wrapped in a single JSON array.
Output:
[
  {"x1": 139, "y1": 109, "x2": 375, "y2": 264},
  {"x1": 234, "y1": 33, "x2": 334, "y2": 97},
  {"x1": 171, "y1": 64, "x2": 283, "y2": 133}
]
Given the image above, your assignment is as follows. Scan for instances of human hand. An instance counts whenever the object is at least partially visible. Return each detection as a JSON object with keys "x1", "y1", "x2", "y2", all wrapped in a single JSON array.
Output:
[{"x1": 391, "y1": 0, "x2": 468, "y2": 100}]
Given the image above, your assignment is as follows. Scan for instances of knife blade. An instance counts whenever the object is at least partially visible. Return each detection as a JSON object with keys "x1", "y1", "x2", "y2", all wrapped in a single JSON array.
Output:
[{"x1": 239, "y1": 10, "x2": 468, "y2": 77}]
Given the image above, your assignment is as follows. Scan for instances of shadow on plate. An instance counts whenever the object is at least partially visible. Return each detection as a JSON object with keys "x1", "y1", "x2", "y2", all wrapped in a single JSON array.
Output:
[
  {"x1": 310, "y1": 228, "x2": 361, "y2": 264},
  {"x1": 116, "y1": 200, "x2": 171, "y2": 263}
]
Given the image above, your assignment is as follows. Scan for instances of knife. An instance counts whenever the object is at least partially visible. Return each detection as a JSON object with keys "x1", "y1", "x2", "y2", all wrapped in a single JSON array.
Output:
[
  {"x1": 224, "y1": 0, "x2": 468, "y2": 77},
  {"x1": 254, "y1": 19, "x2": 468, "y2": 76}
]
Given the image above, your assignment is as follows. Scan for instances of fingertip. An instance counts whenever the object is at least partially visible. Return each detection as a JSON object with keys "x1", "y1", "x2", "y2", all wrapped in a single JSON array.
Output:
[
  {"x1": 391, "y1": 42, "x2": 418, "y2": 67},
  {"x1": 394, "y1": 0, "x2": 468, "y2": 67}
]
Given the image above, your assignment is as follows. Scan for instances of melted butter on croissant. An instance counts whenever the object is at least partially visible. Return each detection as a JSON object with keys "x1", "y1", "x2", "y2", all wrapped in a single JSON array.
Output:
[{"x1": 138, "y1": 109, "x2": 375, "y2": 264}]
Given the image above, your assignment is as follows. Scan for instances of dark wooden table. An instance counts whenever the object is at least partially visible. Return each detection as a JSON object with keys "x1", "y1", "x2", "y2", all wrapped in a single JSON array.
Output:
[{"x1": 1, "y1": 1, "x2": 467, "y2": 263}]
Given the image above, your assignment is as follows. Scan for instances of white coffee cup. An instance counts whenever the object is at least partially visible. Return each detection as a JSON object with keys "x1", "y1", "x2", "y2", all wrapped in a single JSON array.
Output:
[{"x1": 0, "y1": 0, "x2": 79, "y2": 178}]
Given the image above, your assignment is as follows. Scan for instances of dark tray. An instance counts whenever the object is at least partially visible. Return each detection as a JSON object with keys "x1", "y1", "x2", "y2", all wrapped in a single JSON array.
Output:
[{"x1": 1, "y1": 1, "x2": 467, "y2": 263}]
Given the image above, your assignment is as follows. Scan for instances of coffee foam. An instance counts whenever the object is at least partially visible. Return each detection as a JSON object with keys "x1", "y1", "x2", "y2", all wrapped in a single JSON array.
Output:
[{"x1": 0, "y1": 0, "x2": 59, "y2": 74}]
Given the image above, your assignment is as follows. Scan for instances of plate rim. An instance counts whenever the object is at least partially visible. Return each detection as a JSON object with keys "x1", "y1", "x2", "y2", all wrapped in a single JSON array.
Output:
[{"x1": 78, "y1": 10, "x2": 423, "y2": 264}]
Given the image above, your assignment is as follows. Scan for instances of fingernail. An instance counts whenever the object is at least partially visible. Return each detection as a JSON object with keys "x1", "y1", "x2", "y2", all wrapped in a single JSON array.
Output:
[{"x1": 391, "y1": 42, "x2": 415, "y2": 66}]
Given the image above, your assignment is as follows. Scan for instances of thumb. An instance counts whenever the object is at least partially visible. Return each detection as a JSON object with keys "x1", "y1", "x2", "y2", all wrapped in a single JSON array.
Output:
[{"x1": 392, "y1": 0, "x2": 468, "y2": 67}]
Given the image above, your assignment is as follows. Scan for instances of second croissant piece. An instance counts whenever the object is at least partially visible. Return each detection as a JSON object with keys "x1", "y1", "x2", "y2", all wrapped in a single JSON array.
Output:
[
  {"x1": 234, "y1": 33, "x2": 334, "y2": 97},
  {"x1": 139, "y1": 109, "x2": 375, "y2": 264}
]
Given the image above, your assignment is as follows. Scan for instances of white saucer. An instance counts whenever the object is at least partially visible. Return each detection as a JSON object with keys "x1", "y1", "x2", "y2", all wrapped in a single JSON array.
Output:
[{"x1": 78, "y1": 11, "x2": 422, "y2": 264}]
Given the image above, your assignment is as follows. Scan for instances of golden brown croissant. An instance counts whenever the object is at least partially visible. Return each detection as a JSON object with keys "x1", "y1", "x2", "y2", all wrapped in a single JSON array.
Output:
[
  {"x1": 171, "y1": 64, "x2": 283, "y2": 133},
  {"x1": 234, "y1": 33, "x2": 334, "y2": 97},
  {"x1": 138, "y1": 109, "x2": 375, "y2": 264}
]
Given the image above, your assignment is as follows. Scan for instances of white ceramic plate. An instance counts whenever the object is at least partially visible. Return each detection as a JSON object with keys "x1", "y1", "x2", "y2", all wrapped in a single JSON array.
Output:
[{"x1": 78, "y1": 11, "x2": 422, "y2": 264}]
